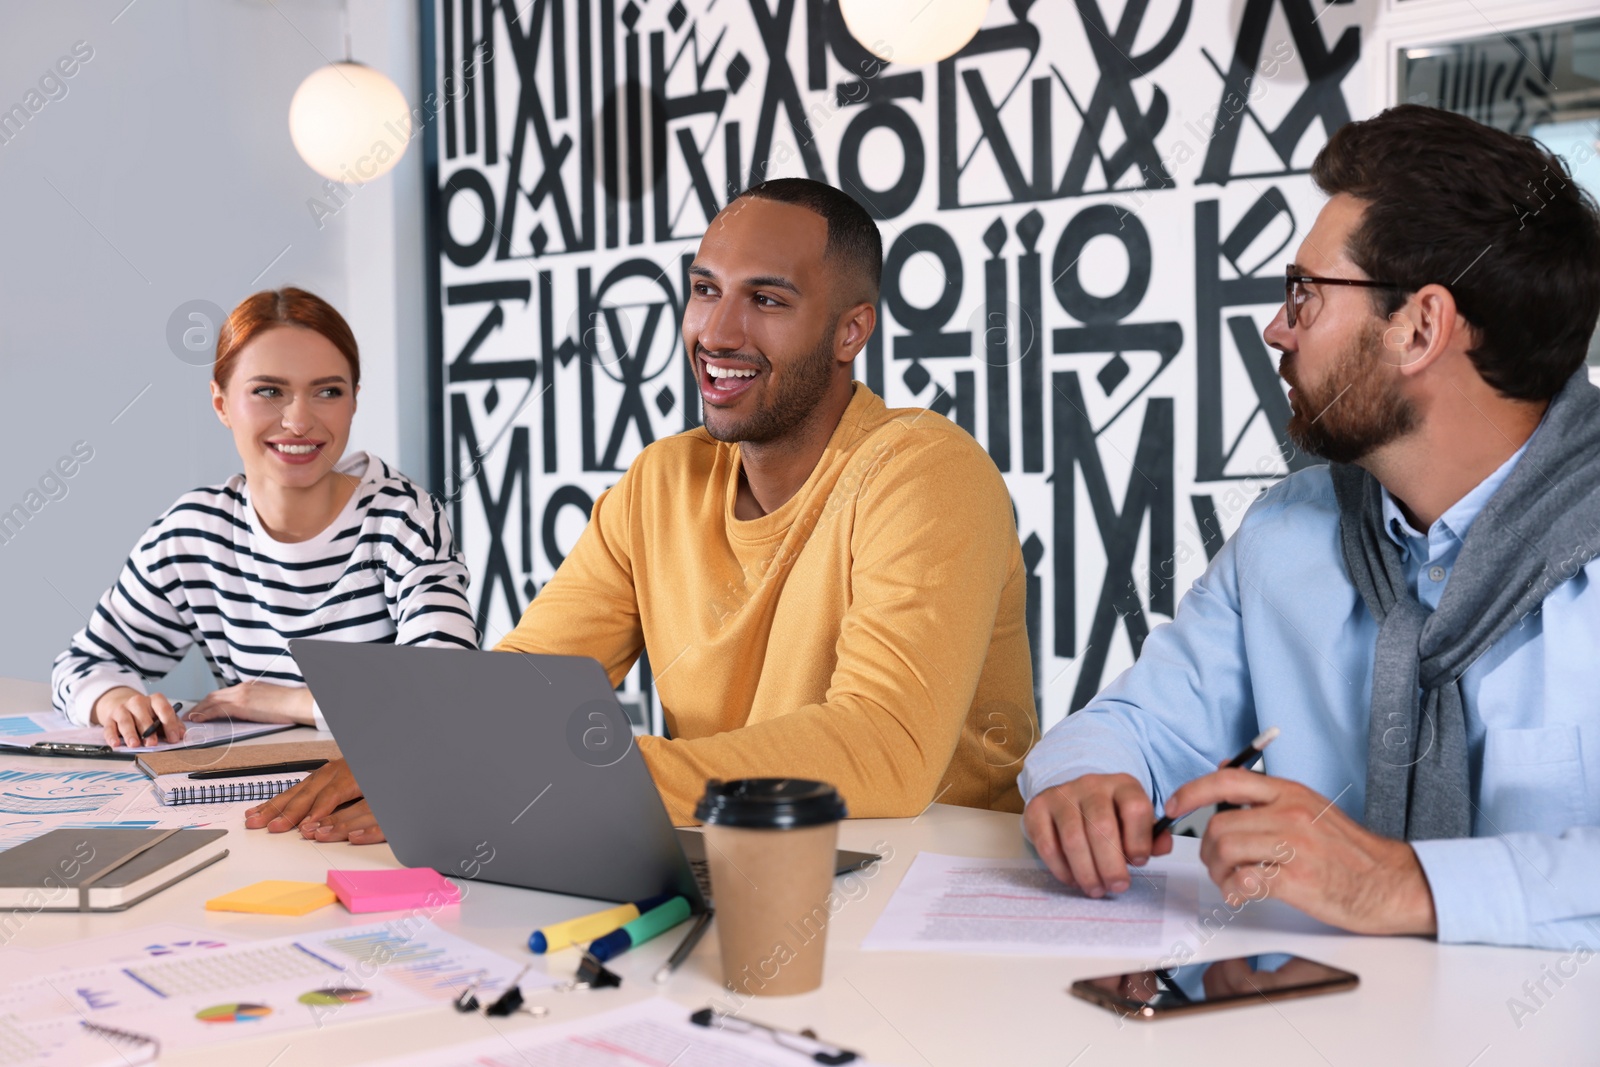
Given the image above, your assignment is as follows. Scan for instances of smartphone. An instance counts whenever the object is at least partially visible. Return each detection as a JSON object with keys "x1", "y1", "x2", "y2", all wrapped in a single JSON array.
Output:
[{"x1": 1070, "y1": 954, "x2": 1357, "y2": 1020}]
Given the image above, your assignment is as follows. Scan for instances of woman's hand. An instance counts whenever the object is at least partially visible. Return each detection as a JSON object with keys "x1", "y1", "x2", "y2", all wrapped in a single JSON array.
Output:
[
  {"x1": 244, "y1": 758, "x2": 387, "y2": 844},
  {"x1": 301, "y1": 798, "x2": 387, "y2": 844},
  {"x1": 91, "y1": 687, "x2": 186, "y2": 747},
  {"x1": 185, "y1": 681, "x2": 316, "y2": 725}
]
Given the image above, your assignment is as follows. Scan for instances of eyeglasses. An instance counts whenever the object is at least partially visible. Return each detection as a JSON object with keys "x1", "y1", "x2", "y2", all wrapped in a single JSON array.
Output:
[{"x1": 1284, "y1": 265, "x2": 1410, "y2": 328}]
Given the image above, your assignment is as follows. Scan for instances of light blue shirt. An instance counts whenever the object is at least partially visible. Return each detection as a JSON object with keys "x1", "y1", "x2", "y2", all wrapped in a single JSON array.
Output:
[{"x1": 1020, "y1": 442, "x2": 1600, "y2": 950}]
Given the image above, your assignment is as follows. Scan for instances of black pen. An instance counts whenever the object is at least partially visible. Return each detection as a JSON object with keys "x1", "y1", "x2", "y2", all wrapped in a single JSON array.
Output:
[
  {"x1": 1152, "y1": 726, "x2": 1280, "y2": 837},
  {"x1": 188, "y1": 758, "x2": 328, "y2": 780},
  {"x1": 653, "y1": 909, "x2": 714, "y2": 984},
  {"x1": 140, "y1": 702, "x2": 185, "y2": 740}
]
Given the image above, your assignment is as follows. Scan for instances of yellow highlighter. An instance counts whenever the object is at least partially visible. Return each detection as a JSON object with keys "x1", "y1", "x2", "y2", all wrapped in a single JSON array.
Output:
[{"x1": 528, "y1": 892, "x2": 674, "y2": 954}]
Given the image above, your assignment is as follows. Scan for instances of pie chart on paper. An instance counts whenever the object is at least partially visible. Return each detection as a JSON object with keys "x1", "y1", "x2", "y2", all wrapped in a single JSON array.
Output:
[{"x1": 195, "y1": 1003, "x2": 273, "y2": 1023}]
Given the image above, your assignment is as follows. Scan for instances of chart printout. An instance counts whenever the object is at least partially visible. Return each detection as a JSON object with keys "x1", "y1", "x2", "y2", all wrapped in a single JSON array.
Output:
[
  {"x1": 0, "y1": 763, "x2": 240, "y2": 852},
  {"x1": 0, "y1": 919, "x2": 545, "y2": 1063}
]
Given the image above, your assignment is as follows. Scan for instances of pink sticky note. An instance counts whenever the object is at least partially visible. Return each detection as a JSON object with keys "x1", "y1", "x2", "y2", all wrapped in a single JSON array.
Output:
[{"x1": 327, "y1": 868, "x2": 461, "y2": 914}]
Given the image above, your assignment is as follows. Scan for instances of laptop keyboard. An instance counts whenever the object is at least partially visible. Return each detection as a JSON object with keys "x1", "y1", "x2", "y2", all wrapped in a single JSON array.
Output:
[{"x1": 690, "y1": 858, "x2": 713, "y2": 902}]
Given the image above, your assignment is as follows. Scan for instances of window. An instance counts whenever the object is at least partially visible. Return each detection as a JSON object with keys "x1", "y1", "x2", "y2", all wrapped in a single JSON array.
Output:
[{"x1": 1402, "y1": 18, "x2": 1600, "y2": 364}]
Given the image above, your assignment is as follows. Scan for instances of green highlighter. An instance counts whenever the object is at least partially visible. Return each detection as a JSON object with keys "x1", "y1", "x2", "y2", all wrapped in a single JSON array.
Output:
[{"x1": 586, "y1": 896, "x2": 691, "y2": 963}]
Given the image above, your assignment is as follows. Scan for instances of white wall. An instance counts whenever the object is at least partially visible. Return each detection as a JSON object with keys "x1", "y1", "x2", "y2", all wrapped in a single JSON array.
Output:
[
  {"x1": 342, "y1": 0, "x2": 429, "y2": 483},
  {"x1": 0, "y1": 0, "x2": 419, "y2": 691}
]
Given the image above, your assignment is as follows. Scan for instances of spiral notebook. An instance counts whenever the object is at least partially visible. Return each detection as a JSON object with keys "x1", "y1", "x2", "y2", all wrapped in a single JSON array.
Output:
[
  {"x1": 151, "y1": 771, "x2": 318, "y2": 804},
  {"x1": 139, "y1": 740, "x2": 340, "y2": 806}
]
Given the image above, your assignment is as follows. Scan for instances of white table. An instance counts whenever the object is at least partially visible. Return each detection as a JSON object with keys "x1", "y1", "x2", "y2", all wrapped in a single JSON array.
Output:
[{"x1": 1, "y1": 676, "x2": 1593, "y2": 1065}]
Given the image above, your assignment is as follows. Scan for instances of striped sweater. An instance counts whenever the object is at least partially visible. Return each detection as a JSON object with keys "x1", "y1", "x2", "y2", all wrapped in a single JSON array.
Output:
[{"x1": 52, "y1": 452, "x2": 479, "y2": 726}]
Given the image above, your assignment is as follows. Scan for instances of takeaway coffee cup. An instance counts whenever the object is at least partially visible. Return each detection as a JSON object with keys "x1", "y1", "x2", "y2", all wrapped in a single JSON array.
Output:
[{"x1": 695, "y1": 778, "x2": 847, "y2": 996}]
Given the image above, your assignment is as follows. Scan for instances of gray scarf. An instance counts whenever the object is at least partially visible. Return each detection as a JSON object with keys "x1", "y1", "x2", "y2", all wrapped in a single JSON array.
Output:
[{"x1": 1333, "y1": 371, "x2": 1600, "y2": 841}]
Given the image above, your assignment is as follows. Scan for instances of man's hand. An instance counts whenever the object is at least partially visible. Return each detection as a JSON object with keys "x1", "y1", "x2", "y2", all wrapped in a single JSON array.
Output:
[
  {"x1": 91, "y1": 687, "x2": 186, "y2": 747},
  {"x1": 1165, "y1": 768, "x2": 1437, "y2": 935},
  {"x1": 244, "y1": 758, "x2": 386, "y2": 844},
  {"x1": 1023, "y1": 774, "x2": 1173, "y2": 897},
  {"x1": 185, "y1": 682, "x2": 315, "y2": 725}
]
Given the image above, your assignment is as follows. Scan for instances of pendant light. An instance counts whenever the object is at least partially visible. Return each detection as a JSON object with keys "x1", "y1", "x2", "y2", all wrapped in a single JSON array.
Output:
[
  {"x1": 839, "y1": 0, "x2": 990, "y2": 66},
  {"x1": 288, "y1": 3, "x2": 410, "y2": 183}
]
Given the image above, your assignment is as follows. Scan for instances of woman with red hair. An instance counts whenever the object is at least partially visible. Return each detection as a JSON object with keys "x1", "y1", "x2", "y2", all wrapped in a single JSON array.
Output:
[{"x1": 52, "y1": 288, "x2": 478, "y2": 746}]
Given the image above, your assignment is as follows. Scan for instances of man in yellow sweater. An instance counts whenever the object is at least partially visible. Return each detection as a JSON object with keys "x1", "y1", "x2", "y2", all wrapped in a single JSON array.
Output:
[{"x1": 248, "y1": 178, "x2": 1035, "y2": 835}]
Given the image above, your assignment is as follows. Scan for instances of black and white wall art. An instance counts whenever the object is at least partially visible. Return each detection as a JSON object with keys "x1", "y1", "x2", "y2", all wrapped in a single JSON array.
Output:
[{"x1": 423, "y1": 0, "x2": 1372, "y2": 732}]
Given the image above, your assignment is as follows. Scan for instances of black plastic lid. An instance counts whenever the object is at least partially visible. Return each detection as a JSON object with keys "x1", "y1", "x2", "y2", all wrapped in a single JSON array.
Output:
[{"x1": 694, "y1": 778, "x2": 848, "y2": 829}]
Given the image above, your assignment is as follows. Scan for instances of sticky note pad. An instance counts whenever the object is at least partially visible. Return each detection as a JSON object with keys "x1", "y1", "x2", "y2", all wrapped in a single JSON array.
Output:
[
  {"x1": 328, "y1": 868, "x2": 460, "y2": 913},
  {"x1": 207, "y1": 880, "x2": 338, "y2": 916}
]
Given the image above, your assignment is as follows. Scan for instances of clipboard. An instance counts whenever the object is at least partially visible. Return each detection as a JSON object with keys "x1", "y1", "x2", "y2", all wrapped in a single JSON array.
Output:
[
  {"x1": 0, "y1": 721, "x2": 296, "y2": 760},
  {"x1": 12, "y1": 740, "x2": 136, "y2": 760}
]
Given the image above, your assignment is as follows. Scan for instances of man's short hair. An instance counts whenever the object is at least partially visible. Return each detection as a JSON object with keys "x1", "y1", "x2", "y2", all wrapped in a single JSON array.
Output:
[
  {"x1": 736, "y1": 178, "x2": 883, "y2": 307},
  {"x1": 1311, "y1": 104, "x2": 1600, "y2": 401}
]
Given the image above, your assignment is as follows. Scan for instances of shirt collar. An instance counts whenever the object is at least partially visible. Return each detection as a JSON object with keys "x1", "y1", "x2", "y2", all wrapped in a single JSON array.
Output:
[{"x1": 1379, "y1": 431, "x2": 1537, "y2": 548}]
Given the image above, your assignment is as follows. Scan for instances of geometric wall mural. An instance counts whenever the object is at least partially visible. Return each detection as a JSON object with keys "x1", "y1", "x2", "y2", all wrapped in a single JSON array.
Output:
[{"x1": 424, "y1": 0, "x2": 1372, "y2": 733}]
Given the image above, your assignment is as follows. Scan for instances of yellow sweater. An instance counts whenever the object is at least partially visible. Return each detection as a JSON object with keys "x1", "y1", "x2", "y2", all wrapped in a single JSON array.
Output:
[{"x1": 496, "y1": 384, "x2": 1035, "y2": 824}]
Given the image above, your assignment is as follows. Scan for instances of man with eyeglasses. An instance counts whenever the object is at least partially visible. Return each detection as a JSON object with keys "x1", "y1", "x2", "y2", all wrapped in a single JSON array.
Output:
[{"x1": 1020, "y1": 104, "x2": 1600, "y2": 950}]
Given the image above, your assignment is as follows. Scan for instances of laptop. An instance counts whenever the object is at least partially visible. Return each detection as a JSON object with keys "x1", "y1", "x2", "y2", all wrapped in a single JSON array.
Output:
[{"x1": 291, "y1": 641, "x2": 878, "y2": 908}]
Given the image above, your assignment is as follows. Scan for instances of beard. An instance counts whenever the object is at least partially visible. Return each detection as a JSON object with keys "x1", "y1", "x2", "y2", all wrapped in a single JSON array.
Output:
[
  {"x1": 701, "y1": 326, "x2": 837, "y2": 446},
  {"x1": 1281, "y1": 320, "x2": 1418, "y2": 465}
]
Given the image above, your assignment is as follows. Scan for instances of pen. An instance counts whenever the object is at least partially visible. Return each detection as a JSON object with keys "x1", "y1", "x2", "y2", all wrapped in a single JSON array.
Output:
[
  {"x1": 1152, "y1": 726, "x2": 1280, "y2": 837},
  {"x1": 653, "y1": 908, "x2": 713, "y2": 983},
  {"x1": 529, "y1": 892, "x2": 674, "y2": 954},
  {"x1": 586, "y1": 896, "x2": 691, "y2": 963},
  {"x1": 187, "y1": 758, "x2": 328, "y2": 780},
  {"x1": 140, "y1": 702, "x2": 185, "y2": 740}
]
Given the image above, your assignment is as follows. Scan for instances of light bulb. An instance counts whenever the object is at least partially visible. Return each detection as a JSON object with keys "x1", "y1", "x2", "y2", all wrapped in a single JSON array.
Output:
[
  {"x1": 289, "y1": 61, "x2": 410, "y2": 183},
  {"x1": 839, "y1": 0, "x2": 989, "y2": 66}
]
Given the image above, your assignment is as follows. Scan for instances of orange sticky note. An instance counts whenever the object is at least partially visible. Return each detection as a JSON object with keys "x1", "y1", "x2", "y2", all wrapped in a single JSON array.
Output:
[{"x1": 207, "y1": 880, "x2": 338, "y2": 916}]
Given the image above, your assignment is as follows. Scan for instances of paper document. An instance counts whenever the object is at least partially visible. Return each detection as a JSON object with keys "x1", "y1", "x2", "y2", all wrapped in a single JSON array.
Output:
[
  {"x1": 0, "y1": 919, "x2": 546, "y2": 1063},
  {"x1": 0, "y1": 711, "x2": 292, "y2": 754},
  {"x1": 862, "y1": 852, "x2": 1199, "y2": 957},
  {"x1": 369, "y1": 997, "x2": 894, "y2": 1066},
  {"x1": 0, "y1": 1015, "x2": 158, "y2": 1067},
  {"x1": 0, "y1": 925, "x2": 247, "y2": 1066},
  {"x1": 0, "y1": 762, "x2": 242, "y2": 853},
  {"x1": 2, "y1": 923, "x2": 250, "y2": 983}
]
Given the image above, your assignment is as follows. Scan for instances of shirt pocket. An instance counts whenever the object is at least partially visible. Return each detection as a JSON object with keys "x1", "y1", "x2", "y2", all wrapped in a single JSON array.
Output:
[{"x1": 1477, "y1": 724, "x2": 1588, "y2": 835}]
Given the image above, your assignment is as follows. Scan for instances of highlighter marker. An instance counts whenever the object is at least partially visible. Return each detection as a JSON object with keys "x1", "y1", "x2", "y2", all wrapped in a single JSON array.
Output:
[
  {"x1": 528, "y1": 892, "x2": 673, "y2": 954},
  {"x1": 586, "y1": 896, "x2": 692, "y2": 963}
]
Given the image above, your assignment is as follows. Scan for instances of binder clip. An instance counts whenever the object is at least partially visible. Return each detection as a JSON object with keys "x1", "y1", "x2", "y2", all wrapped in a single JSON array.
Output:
[
  {"x1": 488, "y1": 966, "x2": 550, "y2": 1018},
  {"x1": 550, "y1": 953, "x2": 624, "y2": 991},
  {"x1": 454, "y1": 967, "x2": 550, "y2": 1019},
  {"x1": 452, "y1": 978, "x2": 482, "y2": 1013},
  {"x1": 557, "y1": 951, "x2": 623, "y2": 992}
]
